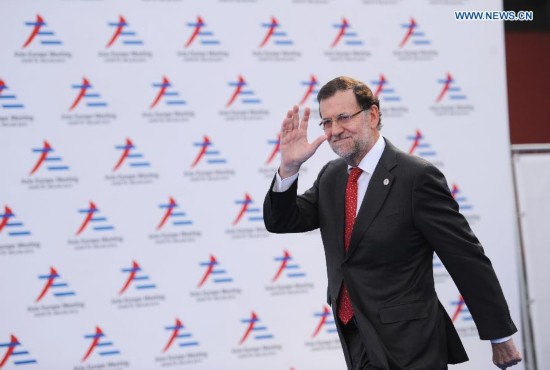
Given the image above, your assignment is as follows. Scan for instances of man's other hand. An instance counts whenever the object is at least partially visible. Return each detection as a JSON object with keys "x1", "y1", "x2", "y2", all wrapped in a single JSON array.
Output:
[{"x1": 492, "y1": 338, "x2": 522, "y2": 369}]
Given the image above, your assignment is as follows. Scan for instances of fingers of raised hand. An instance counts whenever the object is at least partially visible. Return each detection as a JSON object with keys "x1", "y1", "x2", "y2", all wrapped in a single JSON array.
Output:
[
  {"x1": 300, "y1": 107, "x2": 310, "y2": 129},
  {"x1": 291, "y1": 105, "x2": 300, "y2": 130},
  {"x1": 281, "y1": 108, "x2": 295, "y2": 133},
  {"x1": 281, "y1": 106, "x2": 304, "y2": 135}
]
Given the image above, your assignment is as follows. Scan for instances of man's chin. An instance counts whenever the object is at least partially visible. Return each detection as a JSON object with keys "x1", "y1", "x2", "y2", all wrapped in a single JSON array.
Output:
[{"x1": 330, "y1": 146, "x2": 351, "y2": 160}]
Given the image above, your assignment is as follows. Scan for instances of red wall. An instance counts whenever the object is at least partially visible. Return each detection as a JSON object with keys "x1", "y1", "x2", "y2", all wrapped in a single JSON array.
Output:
[{"x1": 506, "y1": 32, "x2": 550, "y2": 144}]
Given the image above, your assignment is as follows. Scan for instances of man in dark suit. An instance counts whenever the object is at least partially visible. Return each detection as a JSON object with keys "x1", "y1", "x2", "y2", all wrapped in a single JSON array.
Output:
[{"x1": 263, "y1": 76, "x2": 522, "y2": 369}]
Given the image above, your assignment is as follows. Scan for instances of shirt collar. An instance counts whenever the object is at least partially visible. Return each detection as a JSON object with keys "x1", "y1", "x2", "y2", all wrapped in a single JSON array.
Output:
[{"x1": 347, "y1": 135, "x2": 385, "y2": 174}]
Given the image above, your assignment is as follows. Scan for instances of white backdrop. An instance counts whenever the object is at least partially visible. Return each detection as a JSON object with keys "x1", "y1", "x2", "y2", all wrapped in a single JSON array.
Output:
[
  {"x1": 0, "y1": 0, "x2": 522, "y2": 369},
  {"x1": 513, "y1": 152, "x2": 550, "y2": 370}
]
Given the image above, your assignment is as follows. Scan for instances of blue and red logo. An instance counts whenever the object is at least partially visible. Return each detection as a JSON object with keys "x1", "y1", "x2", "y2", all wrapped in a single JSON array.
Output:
[
  {"x1": 29, "y1": 140, "x2": 70, "y2": 175},
  {"x1": 150, "y1": 76, "x2": 186, "y2": 109},
  {"x1": 239, "y1": 312, "x2": 274, "y2": 345},
  {"x1": 113, "y1": 138, "x2": 151, "y2": 171},
  {"x1": 69, "y1": 77, "x2": 108, "y2": 111},
  {"x1": 0, "y1": 206, "x2": 31, "y2": 237},
  {"x1": 191, "y1": 135, "x2": 227, "y2": 168},
  {"x1": 265, "y1": 134, "x2": 280, "y2": 165},
  {"x1": 226, "y1": 75, "x2": 261, "y2": 107},
  {"x1": 197, "y1": 255, "x2": 233, "y2": 288},
  {"x1": 450, "y1": 295, "x2": 472, "y2": 322},
  {"x1": 372, "y1": 74, "x2": 401, "y2": 102},
  {"x1": 232, "y1": 193, "x2": 263, "y2": 225},
  {"x1": 119, "y1": 260, "x2": 156, "y2": 295},
  {"x1": 36, "y1": 267, "x2": 76, "y2": 303},
  {"x1": 259, "y1": 17, "x2": 293, "y2": 48},
  {"x1": 106, "y1": 15, "x2": 143, "y2": 48},
  {"x1": 330, "y1": 17, "x2": 364, "y2": 48},
  {"x1": 22, "y1": 14, "x2": 62, "y2": 48},
  {"x1": 407, "y1": 130, "x2": 436, "y2": 158},
  {"x1": 298, "y1": 75, "x2": 319, "y2": 106},
  {"x1": 163, "y1": 318, "x2": 199, "y2": 353},
  {"x1": 184, "y1": 16, "x2": 220, "y2": 48},
  {"x1": 311, "y1": 305, "x2": 337, "y2": 338},
  {"x1": 435, "y1": 73, "x2": 466, "y2": 103},
  {"x1": 399, "y1": 18, "x2": 430, "y2": 48},
  {"x1": 0, "y1": 335, "x2": 37, "y2": 367},
  {"x1": 272, "y1": 250, "x2": 306, "y2": 282},
  {"x1": 76, "y1": 201, "x2": 115, "y2": 236},
  {"x1": 156, "y1": 197, "x2": 192, "y2": 231},
  {"x1": 451, "y1": 184, "x2": 473, "y2": 211},
  {"x1": 82, "y1": 327, "x2": 121, "y2": 362},
  {"x1": 0, "y1": 79, "x2": 25, "y2": 109}
]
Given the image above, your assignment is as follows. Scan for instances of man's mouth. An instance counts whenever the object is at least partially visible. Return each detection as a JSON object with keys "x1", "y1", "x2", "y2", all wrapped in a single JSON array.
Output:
[{"x1": 331, "y1": 136, "x2": 350, "y2": 143}]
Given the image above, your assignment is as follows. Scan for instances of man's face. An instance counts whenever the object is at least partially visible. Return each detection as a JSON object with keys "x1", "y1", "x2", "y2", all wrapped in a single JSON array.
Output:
[{"x1": 319, "y1": 89, "x2": 379, "y2": 166}]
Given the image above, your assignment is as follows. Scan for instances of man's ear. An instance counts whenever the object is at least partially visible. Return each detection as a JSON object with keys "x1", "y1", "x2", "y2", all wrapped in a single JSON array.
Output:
[{"x1": 368, "y1": 105, "x2": 380, "y2": 129}]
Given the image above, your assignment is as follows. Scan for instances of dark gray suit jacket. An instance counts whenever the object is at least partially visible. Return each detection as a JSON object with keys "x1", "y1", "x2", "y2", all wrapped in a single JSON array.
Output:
[{"x1": 264, "y1": 138, "x2": 517, "y2": 369}]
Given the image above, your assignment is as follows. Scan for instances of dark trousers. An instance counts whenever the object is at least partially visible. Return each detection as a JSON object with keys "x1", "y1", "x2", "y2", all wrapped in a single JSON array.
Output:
[
  {"x1": 341, "y1": 319, "x2": 449, "y2": 370},
  {"x1": 341, "y1": 318, "x2": 372, "y2": 370}
]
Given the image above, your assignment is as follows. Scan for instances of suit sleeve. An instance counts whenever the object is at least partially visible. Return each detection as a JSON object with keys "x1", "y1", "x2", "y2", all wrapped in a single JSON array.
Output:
[
  {"x1": 263, "y1": 164, "x2": 329, "y2": 234},
  {"x1": 412, "y1": 163, "x2": 517, "y2": 340}
]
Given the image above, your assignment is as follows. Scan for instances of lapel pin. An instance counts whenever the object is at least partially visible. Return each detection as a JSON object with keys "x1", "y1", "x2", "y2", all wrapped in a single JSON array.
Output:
[{"x1": 383, "y1": 179, "x2": 389, "y2": 185}]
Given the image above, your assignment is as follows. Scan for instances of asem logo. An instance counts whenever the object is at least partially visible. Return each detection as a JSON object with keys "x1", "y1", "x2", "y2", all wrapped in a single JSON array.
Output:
[
  {"x1": 156, "y1": 197, "x2": 192, "y2": 231},
  {"x1": 330, "y1": 17, "x2": 364, "y2": 48},
  {"x1": 450, "y1": 295, "x2": 472, "y2": 322},
  {"x1": 407, "y1": 130, "x2": 436, "y2": 158},
  {"x1": 298, "y1": 75, "x2": 319, "y2": 106},
  {"x1": 163, "y1": 318, "x2": 199, "y2": 353},
  {"x1": 311, "y1": 305, "x2": 337, "y2": 338},
  {"x1": 265, "y1": 134, "x2": 280, "y2": 165},
  {"x1": 226, "y1": 75, "x2": 261, "y2": 107},
  {"x1": 184, "y1": 16, "x2": 220, "y2": 47},
  {"x1": 82, "y1": 327, "x2": 121, "y2": 362},
  {"x1": 113, "y1": 138, "x2": 151, "y2": 171},
  {"x1": 191, "y1": 135, "x2": 227, "y2": 168},
  {"x1": 451, "y1": 184, "x2": 473, "y2": 211},
  {"x1": 36, "y1": 267, "x2": 76, "y2": 303},
  {"x1": 399, "y1": 18, "x2": 430, "y2": 48},
  {"x1": 259, "y1": 17, "x2": 293, "y2": 48},
  {"x1": 150, "y1": 76, "x2": 186, "y2": 109},
  {"x1": 197, "y1": 255, "x2": 233, "y2": 288},
  {"x1": 69, "y1": 77, "x2": 108, "y2": 111},
  {"x1": 119, "y1": 260, "x2": 157, "y2": 295},
  {"x1": 372, "y1": 74, "x2": 401, "y2": 102},
  {"x1": 0, "y1": 79, "x2": 25, "y2": 109},
  {"x1": 29, "y1": 140, "x2": 70, "y2": 175},
  {"x1": 0, "y1": 335, "x2": 37, "y2": 367},
  {"x1": 22, "y1": 14, "x2": 62, "y2": 48},
  {"x1": 106, "y1": 15, "x2": 143, "y2": 47},
  {"x1": 76, "y1": 201, "x2": 115, "y2": 236},
  {"x1": 232, "y1": 193, "x2": 263, "y2": 225},
  {"x1": 272, "y1": 250, "x2": 306, "y2": 282},
  {"x1": 436, "y1": 73, "x2": 466, "y2": 103},
  {"x1": 0, "y1": 206, "x2": 31, "y2": 237},
  {"x1": 239, "y1": 311, "x2": 274, "y2": 345}
]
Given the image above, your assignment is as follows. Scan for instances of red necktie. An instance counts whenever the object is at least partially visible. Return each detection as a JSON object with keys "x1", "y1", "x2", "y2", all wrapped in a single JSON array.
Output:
[{"x1": 338, "y1": 167, "x2": 362, "y2": 324}]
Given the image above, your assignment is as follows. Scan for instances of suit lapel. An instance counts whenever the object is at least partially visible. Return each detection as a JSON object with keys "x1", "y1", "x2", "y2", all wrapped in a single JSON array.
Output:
[{"x1": 345, "y1": 139, "x2": 398, "y2": 259}]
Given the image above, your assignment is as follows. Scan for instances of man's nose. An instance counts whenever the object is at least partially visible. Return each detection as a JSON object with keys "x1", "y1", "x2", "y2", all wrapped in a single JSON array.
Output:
[{"x1": 330, "y1": 122, "x2": 344, "y2": 137}]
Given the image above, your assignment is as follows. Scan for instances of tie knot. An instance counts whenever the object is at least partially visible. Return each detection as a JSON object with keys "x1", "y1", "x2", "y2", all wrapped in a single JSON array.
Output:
[{"x1": 348, "y1": 167, "x2": 362, "y2": 182}]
